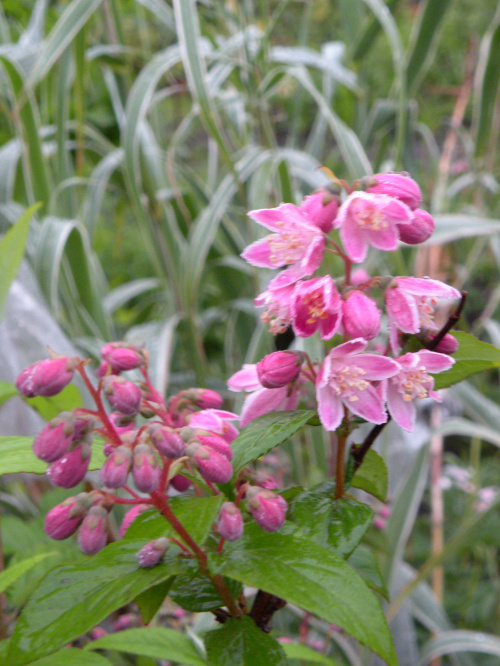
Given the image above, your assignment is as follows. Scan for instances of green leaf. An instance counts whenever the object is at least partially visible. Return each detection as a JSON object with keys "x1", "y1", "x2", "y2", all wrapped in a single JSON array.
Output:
[
  {"x1": 280, "y1": 642, "x2": 340, "y2": 665},
  {"x1": 205, "y1": 617, "x2": 286, "y2": 666},
  {"x1": 134, "y1": 579, "x2": 171, "y2": 624},
  {"x1": 25, "y1": 384, "x2": 83, "y2": 421},
  {"x1": 86, "y1": 627, "x2": 207, "y2": 666},
  {"x1": 170, "y1": 562, "x2": 241, "y2": 612},
  {"x1": 419, "y1": 630, "x2": 500, "y2": 664},
  {"x1": 0, "y1": 204, "x2": 40, "y2": 321},
  {"x1": 0, "y1": 553, "x2": 58, "y2": 595},
  {"x1": 124, "y1": 495, "x2": 223, "y2": 546},
  {"x1": 7, "y1": 540, "x2": 185, "y2": 665},
  {"x1": 351, "y1": 449, "x2": 388, "y2": 502},
  {"x1": 211, "y1": 525, "x2": 397, "y2": 665},
  {"x1": 291, "y1": 485, "x2": 373, "y2": 558},
  {"x1": 0, "y1": 382, "x2": 18, "y2": 408},
  {"x1": 347, "y1": 546, "x2": 388, "y2": 600},
  {"x1": 433, "y1": 332, "x2": 500, "y2": 389},
  {"x1": 0, "y1": 436, "x2": 105, "y2": 476},
  {"x1": 231, "y1": 410, "x2": 316, "y2": 473},
  {"x1": 30, "y1": 648, "x2": 111, "y2": 666}
]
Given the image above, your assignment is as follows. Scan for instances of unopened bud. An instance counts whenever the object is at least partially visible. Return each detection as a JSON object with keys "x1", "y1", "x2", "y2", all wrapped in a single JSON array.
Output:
[
  {"x1": 191, "y1": 445, "x2": 233, "y2": 484},
  {"x1": 217, "y1": 502, "x2": 244, "y2": 541},
  {"x1": 16, "y1": 356, "x2": 76, "y2": 398},
  {"x1": 137, "y1": 537, "x2": 169, "y2": 568},
  {"x1": 432, "y1": 333, "x2": 459, "y2": 354},
  {"x1": 299, "y1": 190, "x2": 339, "y2": 233},
  {"x1": 247, "y1": 488, "x2": 288, "y2": 532},
  {"x1": 119, "y1": 503, "x2": 150, "y2": 538},
  {"x1": 256, "y1": 351, "x2": 302, "y2": 389},
  {"x1": 364, "y1": 172, "x2": 422, "y2": 210},
  {"x1": 33, "y1": 412, "x2": 75, "y2": 462},
  {"x1": 47, "y1": 443, "x2": 92, "y2": 488},
  {"x1": 100, "y1": 445, "x2": 132, "y2": 488},
  {"x1": 148, "y1": 424, "x2": 185, "y2": 458},
  {"x1": 132, "y1": 444, "x2": 160, "y2": 493},
  {"x1": 186, "y1": 388, "x2": 223, "y2": 409},
  {"x1": 342, "y1": 291, "x2": 381, "y2": 340},
  {"x1": 398, "y1": 208, "x2": 434, "y2": 245},
  {"x1": 44, "y1": 496, "x2": 85, "y2": 540},
  {"x1": 196, "y1": 432, "x2": 233, "y2": 461},
  {"x1": 101, "y1": 342, "x2": 146, "y2": 373},
  {"x1": 78, "y1": 506, "x2": 109, "y2": 554},
  {"x1": 170, "y1": 474, "x2": 191, "y2": 492},
  {"x1": 103, "y1": 375, "x2": 142, "y2": 416}
]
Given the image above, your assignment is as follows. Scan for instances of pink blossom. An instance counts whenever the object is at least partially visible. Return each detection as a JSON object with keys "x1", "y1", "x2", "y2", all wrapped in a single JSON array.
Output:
[
  {"x1": 386, "y1": 350, "x2": 454, "y2": 431},
  {"x1": 291, "y1": 276, "x2": 342, "y2": 340},
  {"x1": 242, "y1": 204, "x2": 325, "y2": 282},
  {"x1": 299, "y1": 190, "x2": 339, "y2": 233},
  {"x1": 337, "y1": 192, "x2": 412, "y2": 263},
  {"x1": 254, "y1": 282, "x2": 294, "y2": 335},
  {"x1": 385, "y1": 277, "x2": 461, "y2": 353},
  {"x1": 316, "y1": 339, "x2": 399, "y2": 431},
  {"x1": 342, "y1": 291, "x2": 381, "y2": 341},
  {"x1": 217, "y1": 502, "x2": 244, "y2": 541},
  {"x1": 188, "y1": 409, "x2": 239, "y2": 443},
  {"x1": 364, "y1": 172, "x2": 422, "y2": 210},
  {"x1": 257, "y1": 351, "x2": 302, "y2": 388},
  {"x1": 398, "y1": 208, "x2": 434, "y2": 245}
]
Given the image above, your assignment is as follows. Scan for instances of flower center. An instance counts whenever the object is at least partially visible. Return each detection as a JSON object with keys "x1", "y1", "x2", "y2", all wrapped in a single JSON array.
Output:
[
  {"x1": 354, "y1": 201, "x2": 389, "y2": 232},
  {"x1": 304, "y1": 290, "x2": 329, "y2": 324},
  {"x1": 330, "y1": 365, "x2": 369, "y2": 402},
  {"x1": 393, "y1": 365, "x2": 433, "y2": 401},
  {"x1": 268, "y1": 231, "x2": 307, "y2": 265},
  {"x1": 417, "y1": 296, "x2": 438, "y2": 328}
]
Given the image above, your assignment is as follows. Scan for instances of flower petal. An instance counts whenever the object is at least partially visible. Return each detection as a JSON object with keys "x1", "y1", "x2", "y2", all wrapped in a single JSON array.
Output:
[
  {"x1": 227, "y1": 365, "x2": 261, "y2": 392},
  {"x1": 317, "y1": 384, "x2": 343, "y2": 431},
  {"x1": 416, "y1": 350, "x2": 455, "y2": 373},
  {"x1": 387, "y1": 382, "x2": 415, "y2": 431},
  {"x1": 239, "y1": 387, "x2": 288, "y2": 428},
  {"x1": 345, "y1": 385, "x2": 388, "y2": 424}
]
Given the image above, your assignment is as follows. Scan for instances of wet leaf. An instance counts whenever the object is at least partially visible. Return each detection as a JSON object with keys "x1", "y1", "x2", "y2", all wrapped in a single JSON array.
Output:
[
  {"x1": 351, "y1": 449, "x2": 388, "y2": 502},
  {"x1": 433, "y1": 332, "x2": 500, "y2": 389},
  {"x1": 205, "y1": 617, "x2": 286, "y2": 666}
]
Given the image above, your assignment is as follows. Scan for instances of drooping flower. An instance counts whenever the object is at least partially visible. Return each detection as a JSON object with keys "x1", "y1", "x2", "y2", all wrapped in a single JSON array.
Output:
[
  {"x1": 316, "y1": 339, "x2": 399, "y2": 431},
  {"x1": 385, "y1": 277, "x2": 461, "y2": 353},
  {"x1": 242, "y1": 204, "x2": 325, "y2": 284},
  {"x1": 290, "y1": 276, "x2": 342, "y2": 340},
  {"x1": 386, "y1": 350, "x2": 454, "y2": 431},
  {"x1": 336, "y1": 191, "x2": 413, "y2": 263}
]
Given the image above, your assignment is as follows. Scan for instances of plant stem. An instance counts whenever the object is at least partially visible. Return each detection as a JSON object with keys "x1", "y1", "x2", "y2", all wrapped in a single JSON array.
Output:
[{"x1": 335, "y1": 432, "x2": 346, "y2": 499}]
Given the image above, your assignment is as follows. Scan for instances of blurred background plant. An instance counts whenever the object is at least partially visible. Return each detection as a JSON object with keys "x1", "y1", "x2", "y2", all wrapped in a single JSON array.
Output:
[{"x1": 0, "y1": 0, "x2": 500, "y2": 663}]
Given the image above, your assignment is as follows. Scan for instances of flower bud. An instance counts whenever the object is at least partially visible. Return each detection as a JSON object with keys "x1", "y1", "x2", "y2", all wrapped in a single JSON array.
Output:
[
  {"x1": 44, "y1": 496, "x2": 85, "y2": 540},
  {"x1": 113, "y1": 613, "x2": 141, "y2": 632},
  {"x1": 101, "y1": 342, "x2": 146, "y2": 373},
  {"x1": 33, "y1": 412, "x2": 75, "y2": 462},
  {"x1": 373, "y1": 516, "x2": 387, "y2": 531},
  {"x1": 247, "y1": 488, "x2": 288, "y2": 532},
  {"x1": 365, "y1": 172, "x2": 422, "y2": 210},
  {"x1": 431, "y1": 333, "x2": 459, "y2": 355},
  {"x1": 78, "y1": 506, "x2": 109, "y2": 554},
  {"x1": 170, "y1": 474, "x2": 191, "y2": 492},
  {"x1": 100, "y1": 445, "x2": 132, "y2": 488},
  {"x1": 189, "y1": 444, "x2": 233, "y2": 484},
  {"x1": 217, "y1": 502, "x2": 244, "y2": 541},
  {"x1": 137, "y1": 537, "x2": 170, "y2": 568},
  {"x1": 119, "y1": 503, "x2": 150, "y2": 538},
  {"x1": 16, "y1": 357, "x2": 76, "y2": 398},
  {"x1": 398, "y1": 208, "x2": 434, "y2": 245},
  {"x1": 148, "y1": 424, "x2": 185, "y2": 458},
  {"x1": 351, "y1": 268, "x2": 371, "y2": 287},
  {"x1": 256, "y1": 351, "x2": 302, "y2": 389},
  {"x1": 102, "y1": 375, "x2": 142, "y2": 416},
  {"x1": 73, "y1": 413, "x2": 97, "y2": 440},
  {"x1": 47, "y1": 443, "x2": 92, "y2": 488},
  {"x1": 196, "y1": 432, "x2": 233, "y2": 461},
  {"x1": 188, "y1": 388, "x2": 224, "y2": 409},
  {"x1": 342, "y1": 291, "x2": 381, "y2": 340},
  {"x1": 132, "y1": 444, "x2": 160, "y2": 493},
  {"x1": 96, "y1": 361, "x2": 111, "y2": 379},
  {"x1": 299, "y1": 190, "x2": 339, "y2": 233},
  {"x1": 109, "y1": 411, "x2": 136, "y2": 435}
]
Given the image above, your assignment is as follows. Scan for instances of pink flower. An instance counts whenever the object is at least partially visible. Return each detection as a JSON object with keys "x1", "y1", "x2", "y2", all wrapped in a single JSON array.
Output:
[
  {"x1": 316, "y1": 339, "x2": 399, "y2": 431},
  {"x1": 398, "y1": 208, "x2": 434, "y2": 245},
  {"x1": 137, "y1": 537, "x2": 169, "y2": 568},
  {"x1": 257, "y1": 351, "x2": 302, "y2": 388},
  {"x1": 342, "y1": 291, "x2": 381, "y2": 340},
  {"x1": 385, "y1": 277, "x2": 461, "y2": 353},
  {"x1": 386, "y1": 350, "x2": 454, "y2": 431},
  {"x1": 291, "y1": 276, "x2": 342, "y2": 340},
  {"x1": 188, "y1": 409, "x2": 239, "y2": 443},
  {"x1": 299, "y1": 190, "x2": 339, "y2": 233},
  {"x1": 228, "y1": 364, "x2": 300, "y2": 428},
  {"x1": 337, "y1": 192, "x2": 412, "y2": 263},
  {"x1": 16, "y1": 357, "x2": 76, "y2": 398},
  {"x1": 242, "y1": 204, "x2": 325, "y2": 283},
  {"x1": 217, "y1": 502, "x2": 244, "y2": 541},
  {"x1": 255, "y1": 282, "x2": 294, "y2": 335},
  {"x1": 247, "y1": 488, "x2": 288, "y2": 532},
  {"x1": 364, "y1": 172, "x2": 422, "y2": 210}
]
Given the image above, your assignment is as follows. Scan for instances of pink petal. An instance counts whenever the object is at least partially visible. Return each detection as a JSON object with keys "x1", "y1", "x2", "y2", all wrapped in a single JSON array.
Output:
[
  {"x1": 340, "y1": 215, "x2": 368, "y2": 263},
  {"x1": 319, "y1": 312, "x2": 342, "y2": 340},
  {"x1": 345, "y1": 385, "x2": 388, "y2": 424},
  {"x1": 327, "y1": 338, "x2": 368, "y2": 359},
  {"x1": 387, "y1": 382, "x2": 415, "y2": 431},
  {"x1": 365, "y1": 223, "x2": 399, "y2": 252},
  {"x1": 300, "y1": 235, "x2": 325, "y2": 275},
  {"x1": 397, "y1": 277, "x2": 461, "y2": 299},
  {"x1": 416, "y1": 350, "x2": 455, "y2": 373},
  {"x1": 351, "y1": 354, "x2": 400, "y2": 380},
  {"x1": 248, "y1": 204, "x2": 315, "y2": 233},
  {"x1": 227, "y1": 365, "x2": 261, "y2": 392},
  {"x1": 381, "y1": 198, "x2": 413, "y2": 223},
  {"x1": 317, "y1": 384, "x2": 344, "y2": 431},
  {"x1": 386, "y1": 288, "x2": 420, "y2": 333},
  {"x1": 239, "y1": 387, "x2": 288, "y2": 428},
  {"x1": 241, "y1": 238, "x2": 276, "y2": 268}
]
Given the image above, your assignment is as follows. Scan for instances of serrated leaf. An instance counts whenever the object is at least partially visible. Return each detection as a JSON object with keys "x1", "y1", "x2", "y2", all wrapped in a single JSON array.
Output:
[
  {"x1": 30, "y1": 648, "x2": 111, "y2": 666},
  {"x1": 7, "y1": 539, "x2": 186, "y2": 666},
  {"x1": 281, "y1": 642, "x2": 340, "y2": 665},
  {"x1": 170, "y1": 561, "x2": 241, "y2": 612},
  {"x1": 0, "y1": 553, "x2": 58, "y2": 595},
  {"x1": 351, "y1": 449, "x2": 388, "y2": 501},
  {"x1": 291, "y1": 485, "x2": 373, "y2": 558},
  {"x1": 231, "y1": 410, "x2": 316, "y2": 473},
  {"x1": 211, "y1": 525, "x2": 397, "y2": 665},
  {"x1": 86, "y1": 627, "x2": 207, "y2": 666},
  {"x1": 433, "y1": 332, "x2": 500, "y2": 389},
  {"x1": 347, "y1": 546, "x2": 388, "y2": 600},
  {"x1": 205, "y1": 617, "x2": 286, "y2": 666}
]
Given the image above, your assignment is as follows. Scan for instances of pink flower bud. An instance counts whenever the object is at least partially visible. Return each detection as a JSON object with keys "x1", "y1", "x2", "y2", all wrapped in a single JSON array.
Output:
[
  {"x1": 73, "y1": 413, "x2": 97, "y2": 440},
  {"x1": 96, "y1": 361, "x2": 111, "y2": 379},
  {"x1": 196, "y1": 432, "x2": 233, "y2": 461},
  {"x1": 101, "y1": 342, "x2": 146, "y2": 373},
  {"x1": 119, "y1": 503, "x2": 150, "y2": 538},
  {"x1": 256, "y1": 351, "x2": 302, "y2": 389},
  {"x1": 148, "y1": 424, "x2": 185, "y2": 458},
  {"x1": 33, "y1": 412, "x2": 75, "y2": 462},
  {"x1": 247, "y1": 488, "x2": 288, "y2": 532},
  {"x1": 78, "y1": 506, "x2": 109, "y2": 554},
  {"x1": 113, "y1": 613, "x2": 141, "y2": 632},
  {"x1": 342, "y1": 291, "x2": 381, "y2": 340},
  {"x1": 189, "y1": 444, "x2": 233, "y2": 484},
  {"x1": 137, "y1": 537, "x2": 170, "y2": 568},
  {"x1": 44, "y1": 496, "x2": 86, "y2": 539},
  {"x1": 365, "y1": 172, "x2": 422, "y2": 210},
  {"x1": 190, "y1": 388, "x2": 224, "y2": 409},
  {"x1": 47, "y1": 443, "x2": 92, "y2": 488},
  {"x1": 217, "y1": 502, "x2": 244, "y2": 541},
  {"x1": 170, "y1": 474, "x2": 191, "y2": 492},
  {"x1": 432, "y1": 333, "x2": 459, "y2": 354},
  {"x1": 351, "y1": 268, "x2": 371, "y2": 287},
  {"x1": 373, "y1": 516, "x2": 387, "y2": 531},
  {"x1": 109, "y1": 411, "x2": 136, "y2": 434},
  {"x1": 100, "y1": 445, "x2": 132, "y2": 488},
  {"x1": 379, "y1": 505, "x2": 391, "y2": 519},
  {"x1": 132, "y1": 443, "x2": 160, "y2": 493},
  {"x1": 103, "y1": 375, "x2": 142, "y2": 416},
  {"x1": 89, "y1": 628, "x2": 108, "y2": 640},
  {"x1": 299, "y1": 190, "x2": 339, "y2": 233},
  {"x1": 16, "y1": 357, "x2": 76, "y2": 398},
  {"x1": 398, "y1": 208, "x2": 434, "y2": 245}
]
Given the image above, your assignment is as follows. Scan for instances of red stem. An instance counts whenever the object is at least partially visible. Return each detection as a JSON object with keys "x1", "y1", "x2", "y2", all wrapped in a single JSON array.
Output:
[
  {"x1": 104, "y1": 494, "x2": 153, "y2": 506},
  {"x1": 76, "y1": 364, "x2": 122, "y2": 448}
]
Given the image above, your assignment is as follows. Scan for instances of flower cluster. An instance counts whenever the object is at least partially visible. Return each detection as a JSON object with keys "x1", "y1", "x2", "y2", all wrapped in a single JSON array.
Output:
[
  {"x1": 229, "y1": 173, "x2": 460, "y2": 433},
  {"x1": 17, "y1": 345, "x2": 288, "y2": 561}
]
